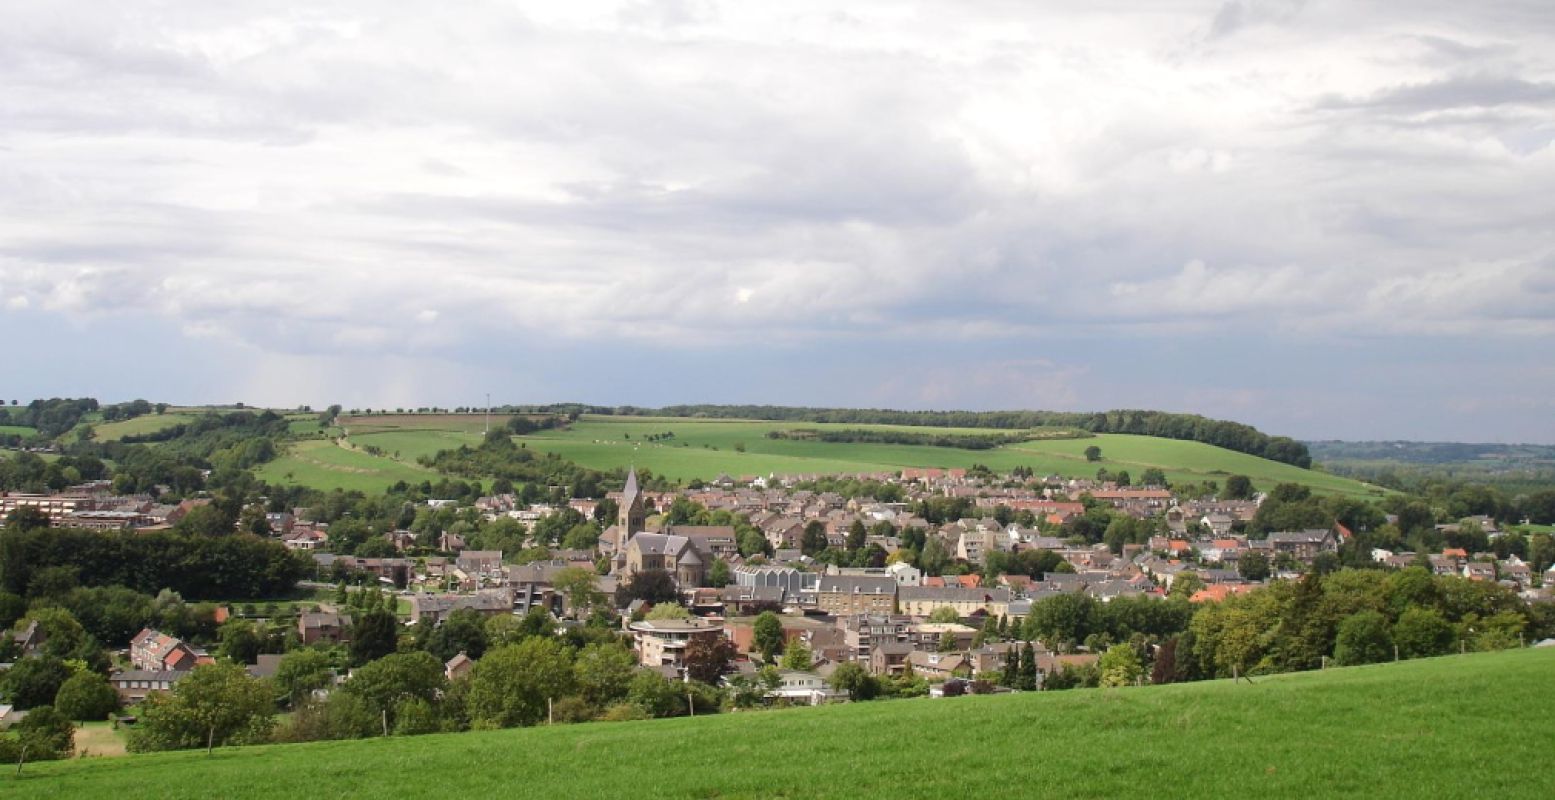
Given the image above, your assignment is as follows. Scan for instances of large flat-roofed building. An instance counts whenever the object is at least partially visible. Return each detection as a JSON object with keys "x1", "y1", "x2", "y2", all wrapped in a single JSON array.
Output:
[{"x1": 628, "y1": 618, "x2": 725, "y2": 670}]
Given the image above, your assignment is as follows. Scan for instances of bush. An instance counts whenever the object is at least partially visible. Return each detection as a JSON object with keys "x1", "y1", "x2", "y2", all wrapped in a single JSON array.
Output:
[{"x1": 599, "y1": 703, "x2": 648, "y2": 722}]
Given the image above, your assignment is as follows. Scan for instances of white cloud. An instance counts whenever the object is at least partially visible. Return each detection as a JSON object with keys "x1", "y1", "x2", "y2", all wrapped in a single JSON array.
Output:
[{"x1": 0, "y1": 1, "x2": 1553, "y2": 437}]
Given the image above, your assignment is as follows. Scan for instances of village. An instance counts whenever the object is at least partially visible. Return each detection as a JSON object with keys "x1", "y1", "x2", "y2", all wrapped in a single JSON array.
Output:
[{"x1": 11, "y1": 462, "x2": 1548, "y2": 716}]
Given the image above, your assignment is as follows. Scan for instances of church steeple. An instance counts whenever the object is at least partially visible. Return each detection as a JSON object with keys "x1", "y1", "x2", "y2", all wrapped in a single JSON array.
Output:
[{"x1": 619, "y1": 466, "x2": 646, "y2": 535}]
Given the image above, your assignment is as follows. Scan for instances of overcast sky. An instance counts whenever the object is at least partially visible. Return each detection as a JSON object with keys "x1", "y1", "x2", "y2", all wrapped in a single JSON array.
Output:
[{"x1": 2, "y1": 1, "x2": 1553, "y2": 442}]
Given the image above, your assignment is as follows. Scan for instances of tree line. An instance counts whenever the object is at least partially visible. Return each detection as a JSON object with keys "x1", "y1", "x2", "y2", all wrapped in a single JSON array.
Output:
[{"x1": 0, "y1": 526, "x2": 308, "y2": 601}]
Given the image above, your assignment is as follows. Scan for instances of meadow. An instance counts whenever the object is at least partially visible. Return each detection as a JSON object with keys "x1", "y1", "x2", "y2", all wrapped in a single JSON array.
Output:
[
  {"x1": 254, "y1": 438, "x2": 441, "y2": 494},
  {"x1": 518, "y1": 416, "x2": 1382, "y2": 498},
  {"x1": 254, "y1": 414, "x2": 1383, "y2": 497},
  {"x1": 13, "y1": 648, "x2": 1553, "y2": 799},
  {"x1": 0, "y1": 424, "x2": 37, "y2": 437},
  {"x1": 87, "y1": 413, "x2": 197, "y2": 442}
]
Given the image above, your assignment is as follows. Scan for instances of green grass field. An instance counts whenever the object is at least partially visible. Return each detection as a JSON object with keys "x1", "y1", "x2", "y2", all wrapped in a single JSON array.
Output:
[
  {"x1": 255, "y1": 439, "x2": 441, "y2": 494},
  {"x1": 258, "y1": 415, "x2": 1384, "y2": 498},
  {"x1": 513, "y1": 416, "x2": 1383, "y2": 498},
  {"x1": 15, "y1": 648, "x2": 1554, "y2": 798},
  {"x1": 0, "y1": 424, "x2": 37, "y2": 437},
  {"x1": 88, "y1": 414, "x2": 197, "y2": 442},
  {"x1": 339, "y1": 413, "x2": 511, "y2": 436}
]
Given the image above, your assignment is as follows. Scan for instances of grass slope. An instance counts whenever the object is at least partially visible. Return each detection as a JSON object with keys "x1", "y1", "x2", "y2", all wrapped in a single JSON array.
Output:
[
  {"x1": 16, "y1": 649, "x2": 1552, "y2": 799},
  {"x1": 521, "y1": 416, "x2": 1381, "y2": 498},
  {"x1": 255, "y1": 439, "x2": 440, "y2": 494},
  {"x1": 88, "y1": 414, "x2": 197, "y2": 442},
  {"x1": 260, "y1": 415, "x2": 1382, "y2": 498}
]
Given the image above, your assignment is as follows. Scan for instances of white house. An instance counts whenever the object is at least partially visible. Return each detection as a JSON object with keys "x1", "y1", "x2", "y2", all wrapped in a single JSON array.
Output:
[{"x1": 765, "y1": 671, "x2": 845, "y2": 706}]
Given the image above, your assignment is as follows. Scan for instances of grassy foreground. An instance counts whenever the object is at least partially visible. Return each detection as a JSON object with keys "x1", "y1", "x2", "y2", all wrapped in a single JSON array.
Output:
[{"x1": 16, "y1": 648, "x2": 1553, "y2": 799}]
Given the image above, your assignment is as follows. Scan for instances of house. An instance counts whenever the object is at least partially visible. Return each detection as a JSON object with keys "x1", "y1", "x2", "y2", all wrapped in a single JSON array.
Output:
[
  {"x1": 725, "y1": 615, "x2": 832, "y2": 655},
  {"x1": 766, "y1": 670, "x2": 845, "y2": 705},
  {"x1": 898, "y1": 587, "x2": 1011, "y2": 618},
  {"x1": 968, "y1": 642, "x2": 1015, "y2": 675},
  {"x1": 12, "y1": 620, "x2": 42, "y2": 654},
  {"x1": 907, "y1": 651, "x2": 971, "y2": 680},
  {"x1": 628, "y1": 618, "x2": 725, "y2": 670},
  {"x1": 247, "y1": 654, "x2": 284, "y2": 680},
  {"x1": 909, "y1": 622, "x2": 977, "y2": 651},
  {"x1": 110, "y1": 669, "x2": 188, "y2": 703},
  {"x1": 408, "y1": 590, "x2": 512, "y2": 624},
  {"x1": 869, "y1": 641, "x2": 916, "y2": 676},
  {"x1": 662, "y1": 525, "x2": 741, "y2": 561},
  {"x1": 884, "y1": 561, "x2": 922, "y2": 587},
  {"x1": 838, "y1": 614, "x2": 912, "y2": 663},
  {"x1": 1462, "y1": 561, "x2": 1496, "y2": 582},
  {"x1": 457, "y1": 550, "x2": 504, "y2": 577},
  {"x1": 129, "y1": 628, "x2": 203, "y2": 671},
  {"x1": 1428, "y1": 554, "x2": 1461, "y2": 576},
  {"x1": 815, "y1": 576, "x2": 898, "y2": 616},
  {"x1": 1266, "y1": 529, "x2": 1339, "y2": 562},
  {"x1": 720, "y1": 584, "x2": 785, "y2": 615},
  {"x1": 445, "y1": 652, "x2": 475, "y2": 681},
  {"x1": 298, "y1": 612, "x2": 353, "y2": 645}
]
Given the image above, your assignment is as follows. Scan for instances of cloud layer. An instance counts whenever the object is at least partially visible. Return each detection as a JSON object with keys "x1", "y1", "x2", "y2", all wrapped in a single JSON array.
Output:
[{"x1": 1, "y1": 1, "x2": 1552, "y2": 441}]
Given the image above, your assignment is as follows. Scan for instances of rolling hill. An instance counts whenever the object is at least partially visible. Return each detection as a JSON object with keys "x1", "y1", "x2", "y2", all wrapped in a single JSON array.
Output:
[
  {"x1": 12, "y1": 648, "x2": 1553, "y2": 799},
  {"x1": 283, "y1": 414, "x2": 1384, "y2": 498}
]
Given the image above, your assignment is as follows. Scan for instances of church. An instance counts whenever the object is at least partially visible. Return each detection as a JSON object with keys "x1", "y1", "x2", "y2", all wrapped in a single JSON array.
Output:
[{"x1": 610, "y1": 466, "x2": 709, "y2": 588}]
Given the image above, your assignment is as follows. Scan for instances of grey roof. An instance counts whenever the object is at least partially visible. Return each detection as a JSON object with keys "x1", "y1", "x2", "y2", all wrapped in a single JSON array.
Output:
[
  {"x1": 817, "y1": 575, "x2": 898, "y2": 595},
  {"x1": 111, "y1": 669, "x2": 189, "y2": 683},
  {"x1": 631, "y1": 533, "x2": 692, "y2": 556},
  {"x1": 622, "y1": 467, "x2": 640, "y2": 505},
  {"x1": 248, "y1": 654, "x2": 284, "y2": 679},
  {"x1": 899, "y1": 587, "x2": 1012, "y2": 603},
  {"x1": 1268, "y1": 529, "x2": 1333, "y2": 543}
]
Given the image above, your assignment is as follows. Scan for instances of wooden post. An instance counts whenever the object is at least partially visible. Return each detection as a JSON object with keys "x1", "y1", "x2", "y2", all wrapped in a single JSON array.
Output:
[
  {"x1": 548, "y1": 697, "x2": 553, "y2": 725},
  {"x1": 15, "y1": 745, "x2": 28, "y2": 777},
  {"x1": 1394, "y1": 644, "x2": 1399, "y2": 662},
  {"x1": 207, "y1": 724, "x2": 216, "y2": 755},
  {"x1": 382, "y1": 709, "x2": 389, "y2": 736},
  {"x1": 688, "y1": 691, "x2": 695, "y2": 717}
]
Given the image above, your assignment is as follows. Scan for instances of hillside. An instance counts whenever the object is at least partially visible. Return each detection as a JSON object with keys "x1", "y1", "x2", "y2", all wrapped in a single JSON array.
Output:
[
  {"x1": 305, "y1": 414, "x2": 1383, "y2": 498},
  {"x1": 16, "y1": 648, "x2": 1552, "y2": 799}
]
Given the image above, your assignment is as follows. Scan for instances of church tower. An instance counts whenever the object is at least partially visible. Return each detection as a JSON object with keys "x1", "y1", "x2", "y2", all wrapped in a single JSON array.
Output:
[{"x1": 619, "y1": 466, "x2": 646, "y2": 535}]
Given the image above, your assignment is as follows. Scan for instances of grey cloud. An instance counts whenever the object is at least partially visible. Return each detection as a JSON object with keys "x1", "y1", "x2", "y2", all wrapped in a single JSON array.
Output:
[
  {"x1": 1319, "y1": 75, "x2": 1555, "y2": 112},
  {"x1": 1, "y1": 0, "x2": 1554, "y2": 440}
]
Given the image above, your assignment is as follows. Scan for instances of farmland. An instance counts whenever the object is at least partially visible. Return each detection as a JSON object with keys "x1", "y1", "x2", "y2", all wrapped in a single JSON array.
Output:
[
  {"x1": 516, "y1": 416, "x2": 1383, "y2": 498},
  {"x1": 88, "y1": 413, "x2": 197, "y2": 442},
  {"x1": 254, "y1": 438, "x2": 441, "y2": 494},
  {"x1": 257, "y1": 414, "x2": 1383, "y2": 498},
  {"x1": 13, "y1": 648, "x2": 1553, "y2": 799}
]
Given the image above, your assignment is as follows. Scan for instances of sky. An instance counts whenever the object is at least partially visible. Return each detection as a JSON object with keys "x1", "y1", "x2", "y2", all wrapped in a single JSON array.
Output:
[{"x1": 1, "y1": 1, "x2": 1553, "y2": 443}]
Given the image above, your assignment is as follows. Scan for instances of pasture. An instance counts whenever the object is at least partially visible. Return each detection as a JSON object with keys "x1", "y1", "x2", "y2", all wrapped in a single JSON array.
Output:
[
  {"x1": 88, "y1": 413, "x2": 197, "y2": 441},
  {"x1": 257, "y1": 414, "x2": 1383, "y2": 498},
  {"x1": 255, "y1": 438, "x2": 441, "y2": 494},
  {"x1": 12, "y1": 647, "x2": 1553, "y2": 799}
]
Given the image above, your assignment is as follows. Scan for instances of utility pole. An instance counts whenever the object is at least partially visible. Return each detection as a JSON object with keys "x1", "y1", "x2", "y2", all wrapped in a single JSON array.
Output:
[{"x1": 484, "y1": 393, "x2": 491, "y2": 436}]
